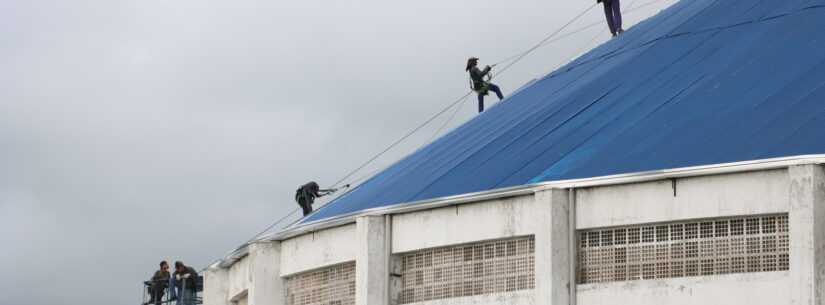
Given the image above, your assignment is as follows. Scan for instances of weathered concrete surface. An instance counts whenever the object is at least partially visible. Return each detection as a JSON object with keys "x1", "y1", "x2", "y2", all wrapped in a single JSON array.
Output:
[
  {"x1": 227, "y1": 252, "x2": 252, "y2": 302},
  {"x1": 248, "y1": 242, "x2": 283, "y2": 305},
  {"x1": 534, "y1": 189, "x2": 570, "y2": 305},
  {"x1": 204, "y1": 266, "x2": 230, "y2": 305},
  {"x1": 204, "y1": 241, "x2": 283, "y2": 305},
  {"x1": 401, "y1": 290, "x2": 535, "y2": 305},
  {"x1": 280, "y1": 223, "x2": 357, "y2": 276},
  {"x1": 207, "y1": 166, "x2": 819, "y2": 305},
  {"x1": 577, "y1": 169, "x2": 789, "y2": 229},
  {"x1": 577, "y1": 272, "x2": 790, "y2": 305},
  {"x1": 355, "y1": 216, "x2": 389, "y2": 305},
  {"x1": 392, "y1": 194, "x2": 539, "y2": 253},
  {"x1": 788, "y1": 164, "x2": 825, "y2": 305}
]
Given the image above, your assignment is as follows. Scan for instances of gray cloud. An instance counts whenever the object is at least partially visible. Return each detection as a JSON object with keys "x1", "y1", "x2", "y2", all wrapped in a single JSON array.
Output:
[{"x1": 0, "y1": 0, "x2": 674, "y2": 304}]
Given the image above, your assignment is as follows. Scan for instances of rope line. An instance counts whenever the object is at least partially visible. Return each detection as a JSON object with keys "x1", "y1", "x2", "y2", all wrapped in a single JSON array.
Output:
[
  {"x1": 492, "y1": 0, "x2": 674, "y2": 69},
  {"x1": 428, "y1": 94, "x2": 471, "y2": 143},
  {"x1": 223, "y1": 0, "x2": 680, "y2": 257},
  {"x1": 328, "y1": 91, "x2": 473, "y2": 190},
  {"x1": 493, "y1": 3, "x2": 600, "y2": 77}
]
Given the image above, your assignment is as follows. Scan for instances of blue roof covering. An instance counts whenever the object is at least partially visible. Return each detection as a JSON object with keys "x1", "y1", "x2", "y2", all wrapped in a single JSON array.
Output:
[{"x1": 305, "y1": 0, "x2": 825, "y2": 222}]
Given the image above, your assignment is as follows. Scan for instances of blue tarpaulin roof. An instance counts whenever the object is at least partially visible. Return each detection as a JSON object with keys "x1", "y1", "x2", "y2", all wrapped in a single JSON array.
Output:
[{"x1": 304, "y1": 0, "x2": 825, "y2": 222}]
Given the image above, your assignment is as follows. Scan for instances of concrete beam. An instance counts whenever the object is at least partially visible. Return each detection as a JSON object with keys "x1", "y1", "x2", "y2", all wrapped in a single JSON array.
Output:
[
  {"x1": 534, "y1": 188, "x2": 571, "y2": 305},
  {"x1": 788, "y1": 164, "x2": 825, "y2": 305},
  {"x1": 204, "y1": 267, "x2": 230, "y2": 305},
  {"x1": 248, "y1": 241, "x2": 284, "y2": 305},
  {"x1": 355, "y1": 215, "x2": 390, "y2": 305}
]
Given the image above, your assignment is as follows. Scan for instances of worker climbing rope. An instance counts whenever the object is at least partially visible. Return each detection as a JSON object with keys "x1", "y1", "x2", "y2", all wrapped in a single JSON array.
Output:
[
  {"x1": 294, "y1": 181, "x2": 348, "y2": 216},
  {"x1": 466, "y1": 57, "x2": 505, "y2": 113}
]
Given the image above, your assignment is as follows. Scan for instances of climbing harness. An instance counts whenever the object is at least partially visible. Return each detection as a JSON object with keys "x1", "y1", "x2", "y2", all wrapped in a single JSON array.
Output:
[{"x1": 469, "y1": 68, "x2": 495, "y2": 96}]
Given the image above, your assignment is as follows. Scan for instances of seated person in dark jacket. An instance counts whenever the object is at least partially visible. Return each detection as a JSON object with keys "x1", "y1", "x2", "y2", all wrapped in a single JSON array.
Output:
[
  {"x1": 145, "y1": 261, "x2": 170, "y2": 305},
  {"x1": 295, "y1": 181, "x2": 336, "y2": 216},
  {"x1": 598, "y1": 0, "x2": 624, "y2": 37},
  {"x1": 466, "y1": 57, "x2": 504, "y2": 113}
]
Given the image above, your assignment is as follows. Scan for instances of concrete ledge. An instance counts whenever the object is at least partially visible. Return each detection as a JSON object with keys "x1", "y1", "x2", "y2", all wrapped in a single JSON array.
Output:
[
  {"x1": 577, "y1": 271, "x2": 790, "y2": 305},
  {"x1": 280, "y1": 224, "x2": 357, "y2": 276},
  {"x1": 402, "y1": 290, "x2": 535, "y2": 305}
]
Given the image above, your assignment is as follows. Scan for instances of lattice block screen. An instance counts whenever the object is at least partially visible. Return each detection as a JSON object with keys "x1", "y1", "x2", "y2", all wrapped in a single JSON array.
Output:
[
  {"x1": 578, "y1": 214, "x2": 789, "y2": 284},
  {"x1": 286, "y1": 262, "x2": 356, "y2": 305},
  {"x1": 399, "y1": 236, "x2": 535, "y2": 304}
]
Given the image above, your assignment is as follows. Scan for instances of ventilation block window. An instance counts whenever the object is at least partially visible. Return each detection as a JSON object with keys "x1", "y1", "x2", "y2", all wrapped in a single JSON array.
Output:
[
  {"x1": 399, "y1": 236, "x2": 535, "y2": 304},
  {"x1": 286, "y1": 262, "x2": 356, "y2": 305},
  {"x1": 577, "y1": 214, "x2": 789, "y2": 284}
]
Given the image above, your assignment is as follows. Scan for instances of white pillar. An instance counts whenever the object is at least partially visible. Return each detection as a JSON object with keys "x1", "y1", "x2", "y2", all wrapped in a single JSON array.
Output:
[
  {"x1": 534, "y1": 188, "x2": 571, "y2": 305},
  {"x1": 204, "y1": 265, "x2": 230, "y2": 305},
  {"x1": 249, "y1": 241, "x2": 284, "y2": 305},
  {"x1": 788, "y1": 164, "x2": 825, "y2": 305},
  {"x1": 355, "y1": 215, "x2": 390, "y2": 305}
]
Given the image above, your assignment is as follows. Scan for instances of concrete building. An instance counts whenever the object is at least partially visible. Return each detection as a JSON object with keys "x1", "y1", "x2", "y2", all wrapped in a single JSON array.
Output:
[{"x1": 204, "y1": 0, "x2": 825, "y2": 305}]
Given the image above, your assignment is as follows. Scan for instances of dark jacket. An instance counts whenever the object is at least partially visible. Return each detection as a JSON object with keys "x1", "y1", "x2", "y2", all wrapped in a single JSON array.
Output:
[
  {"x1": 597, "y1": 0, "x2": 612, "y2": 3},
  {"x1": 150, "y1": 270, "x2": 170, "y2": 288},
  {"x1": 469, "y1": 66, "x2": 491, "y2": 90},
  {"x1": 176, "y1": 266, "x2": 199, "y2": 291},
  {"x1": 295, "y1": 182, "x2": 322, "y2": 205}
]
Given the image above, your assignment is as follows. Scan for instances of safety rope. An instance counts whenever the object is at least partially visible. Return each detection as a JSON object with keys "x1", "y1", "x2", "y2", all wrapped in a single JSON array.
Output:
[
  {"x1": 228, "y1": 0, "x2": 679, "y2": 252},
  {"x1": 492, "y1": 2, "x2": 599, "y2": 78},
  {"x1": 491, "y1": 0, "x2": 674, "y2": 69}
]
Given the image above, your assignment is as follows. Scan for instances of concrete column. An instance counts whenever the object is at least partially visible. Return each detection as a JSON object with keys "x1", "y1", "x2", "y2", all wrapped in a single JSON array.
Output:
[
  {"x1": 788, "y1": 164, "x2": 825, "y2": 305},
  {"x1": 355, "y1": 215, "x2": 390, "y2": 305},
  {"x1": 533, "y1": 188, "x2": 571, "y2": 305},
  {"x1": 248, "y1": 241, "x2": 285, "y2": 305},
  {"x1": 204, "y1": 266, "x2": 230, "y2": 305}
]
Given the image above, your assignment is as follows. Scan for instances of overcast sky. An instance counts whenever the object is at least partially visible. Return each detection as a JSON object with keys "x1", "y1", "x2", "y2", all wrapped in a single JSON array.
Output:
[{"x1": 0, "y1": 0, "x2": 675, "y2": 304}]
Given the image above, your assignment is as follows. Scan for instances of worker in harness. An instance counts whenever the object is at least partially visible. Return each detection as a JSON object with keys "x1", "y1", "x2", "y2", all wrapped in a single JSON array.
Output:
[
  {"x1": 295, "y1": 181, "x2": 344, "y2": 216},
  {"x1": 598, "y1": 0, "x2": 624, "y2": 37},
  {"x1": 466, "y1": 57, "x2": 504, "y2": 113}
]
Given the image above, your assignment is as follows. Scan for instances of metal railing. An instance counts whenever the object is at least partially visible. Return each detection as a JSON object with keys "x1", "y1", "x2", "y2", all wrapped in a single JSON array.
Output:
[{"x1": 141, "y1": 276, "x2": 203, "y2": 305}]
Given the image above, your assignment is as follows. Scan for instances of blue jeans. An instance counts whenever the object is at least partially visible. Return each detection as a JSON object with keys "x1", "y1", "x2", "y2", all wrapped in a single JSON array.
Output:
[
  {"x1": 477, "y1": 83, "x2": 504, "y2": 113},
  {"x1": 169, "y1": 277, "x2": 195, "y2": 305}
]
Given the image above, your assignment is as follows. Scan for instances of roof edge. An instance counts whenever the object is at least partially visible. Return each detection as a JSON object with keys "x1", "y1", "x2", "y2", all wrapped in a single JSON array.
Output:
[{"x1": 214, "y1": 154, "x2": 825, "y2": 269}]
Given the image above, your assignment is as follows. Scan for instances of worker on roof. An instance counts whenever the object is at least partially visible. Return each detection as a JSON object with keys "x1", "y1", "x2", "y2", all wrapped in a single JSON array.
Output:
[
  {"x1": 598, "y1": 0, "x2": 624, "y2": 37},
  {"x1": 171, "y1": 261, "x2": 199, "y2": 305},
  {"x1": 144, "y1": 261, "x2": 170, "y2": 305},
  {"x1": 295, "y1": 181, "x2": 337, "y2": 216},
  {"x1": 466, "y1": 57, "x2": 504, "y2": 113}
]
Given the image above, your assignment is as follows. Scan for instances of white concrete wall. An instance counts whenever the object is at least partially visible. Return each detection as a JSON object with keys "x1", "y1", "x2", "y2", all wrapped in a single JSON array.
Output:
[
  {"x1": 575, "y1": 169, "x2": 798, "y2": 305},
  {"x1": 356, "y1": 216, "x2": 390, "y2": 305},
  {"x1": 788, "y1": 165, "x2": 825, "y2": 305},
  {"x1": 248, "y1": 242, "x2": 284, "y2": 305},
  {"x1": 534, "y1": 189, "x2": 571, "y2": 305},
  {"x1": 205, "y1": 241, "x2": 284, "y2": 305},
  {"x1": 227, "y1": 254, "x2": 252, "y2": 302},
  {"x1": 406, "y1": 291, "x2": 535, "y2": 305},
  {"x1": 578, "y1": 272, "x2": 790, "y2": 305},
  {"x1": 209, "y1": 166, "x2": 825, "y2": 305},
  {"x1": 391, "y1": 189, "x2": 571, "y2": 305},
  {"x1": 280, "y1": 223, "x2": 357, "y2": 276},
  {"x1": 392, "y1": 194, "x2": 540, "y2": 253},
  {"x1": 204, "y1": 266, "x2": 230, "y2": 305},
  {"x1": 577, "y1": 169, "x2": 789, "y2": 229}
]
